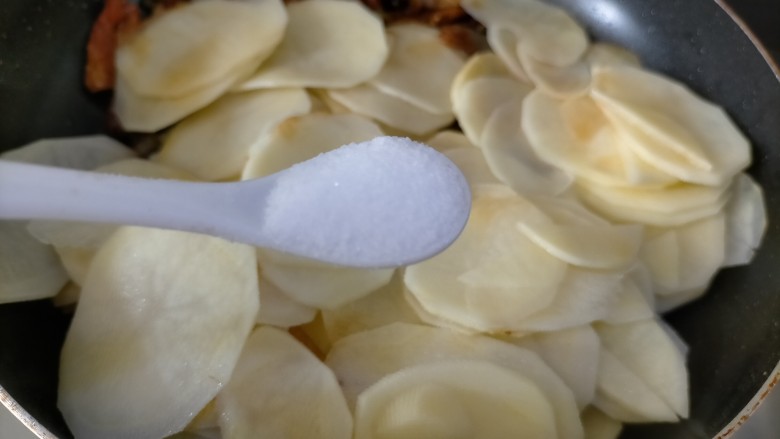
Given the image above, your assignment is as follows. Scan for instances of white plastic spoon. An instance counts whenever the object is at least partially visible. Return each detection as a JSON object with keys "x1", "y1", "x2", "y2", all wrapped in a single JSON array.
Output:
[{"x1": 0, "y1": 136, "x2": 471, "y2": 268}]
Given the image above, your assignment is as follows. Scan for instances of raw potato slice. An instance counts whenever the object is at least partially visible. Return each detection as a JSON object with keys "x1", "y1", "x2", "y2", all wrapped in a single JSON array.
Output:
[
  {"x1": 587, "y1": 43, "x2": 641, "y2": 70},
  {"x1": 256, "y1": 276, "x2": 317, "y2": 328},
  {"x1": 217, "y1": 327, "x2": 352, "y2": 439},
  {"x1": 511, "y1": 269, "x2": 623, "y2": 333},
  {"x1": 425, "y1": 130, "x2": 477, "y2": 153},
  {"x1": 486, "y1": 26, "x2": 528, "y2": 81},
  {"x1": 480, "y1": 100, "x2": 573, "y2": 196},
  {"x1": 613, "y1": 130, "x2": 679, "y2": 187},
  {"x1": 113, "y1": 59, "x2": 257, "y2": 132},
  {"x1": 451, "y1": 52, "x2": 514, "y2": 94},
  {"x1": 58, "y1": 227, "x2": 259, "y2": 439},
  {"x1": 257, "y1": 249, "x2": 394, "y2": 309},
  {"x1": 354, "y1": 360, "x2": 558, "y2": 439},
  {"x1": 155, "y1": 88, "x2": 311, "y2": 181},
  {"x1": 591, "y1": 66, "x2": 751, "y2": 186},
  {"x1": 55, "y1": 247, "x2": 93, "y2": 287},
  {"x1": 242, "y1": 113, "x2": 383, "y2": 179},
  {"x1": 405, "y1": 193, "x2": 568, "y2": 332},
  {"x1": 521, "y1": 49, "x2": 591, "y2": 99},
  {"x1": 443, "y1": 147, "x2": 502, "y2": 189},
  {"x1": 116, "y1": 0, "x2": 287, "y2": 98},
  {"x1": 53, "y1": 282, "x2": 81, "y2": 308},
  {"x1": 292, "y1": 313, "x2": 332, "y2": 359},
  {"x1": 452, "y1": 76, "x2": 533, "y2": 146},
  {"x1": 595, "y1": 319, "x2": 689, "y2": 421},
  {"x1": 522, "y1": 91, "x2": 630, "y2": 187},
  {"x1": 603, "y1": 274, "x2": 655, "y2": 325},
  {"x1": 239, "y1": 0, "x2": 388, "y2": 89},
  {"x1": 723, "y1": 173, "x2": 767, "y2": 267},
  {"x1": 326, "y1": 323, "x2": 583, "y2": 439},
  {"x1": 0, "y1": 135, "x2": 133, "y2": 169},
  {"x1": 0, "y1": 221, "x2": 68, "y2": 304},
  {"x1": 321, "y1": 273, "x2": 421, "y2": 343},
  {"x1": 370, "y1": 23, "x2": 465, "y2": 114},
  {"x1": 532, "y1": 326, "x2": 600, "y2": 409},
  {"x1": 327, "y1": 84, "x2": 454, "y2": 136},
  {"x1": 581, "y1": 407, "x2": 623, "y2": 439},
  {"x1": 462, "y1": 0, "x2": 588, "y2": 66}
]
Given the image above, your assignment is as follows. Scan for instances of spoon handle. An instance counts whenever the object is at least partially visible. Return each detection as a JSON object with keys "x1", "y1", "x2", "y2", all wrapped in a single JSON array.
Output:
[{"x1": 0, "y1": 161, "x2": 256, "y2": 239}]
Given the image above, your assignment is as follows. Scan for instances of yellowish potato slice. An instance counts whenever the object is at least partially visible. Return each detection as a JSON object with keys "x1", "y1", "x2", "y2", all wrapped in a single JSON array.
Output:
[
  {"x1": 587, "y1": 43, "x2": 641, "y2": 70},
  {"x1": 443, "y1": 147, "x2": 501, "y2": 190},
  {"x1": 327, "y1": 84, "x2": 454, "y2": 136},
  {"x1": 522, "y1": 91, "x2": 630, "y2": 187},
  {"x1": 451, "y1": 52, "x2": 514, "y2": 95},
  {"x1": 0, "y1": 135, "x2": 133, "y2": 168},
  {"x1": 462, "y1": 0, "x2": 588, "y2": 67},
  {"x1": 113, "y1": 59, "x2": 257, "y2": 132},
  {"x1": 591, "y1": 66, "x2": 751, "y2": 186},
  {"x1": 52, "y1": 282, "x2": 81, "y2": 308},
  {"x1": 217, "y1": 326, "x2": 352, "y2": 439},
  {"x1": 55, "y1": 247, "x2": 93, "y2": 287},
  {"x1": 532, "y1": 326, "x2": 600, "y2": 409},
  {"x1": 116, "y1": 0, "x2": 286, "y2": 98},
  {"x1": 155, "y1": 88, "x2": 311, "y2": 181},
  {"x1": 453, "y1": 76, "x2": 533, "y2": 146},
  {"x1": 321, "y1": 273, "x2": 421, "y2": 343},
  {"x1": 613, "y1": 129, "x2": 679, "y2": 187},
  {"x1": 292, "y1": 313, "x2": 332, "y2": 358},
  {"x1": 594, "y1": 319, "x2": 689, "y2": 422},
  {"x1": 354, "y1": 360, "x2": 558, "y2": 439},
  {"x1": 257, "y1": 249, "x2": 394, "y2": 309},
  {"x1": 603, "y1": 272, "x2": 655, "y2": 325},
  {"x1": 425, "y1": 130, "x2": 477, "y2": 152},
  {"x1": 405, "y1": 192, "x2": 568, "y2": 332},
  {"x1": 581, "y1": 407, "x2": 623, "y2": 439},
  {"x1": 0, "y1": 221, "x2": 68, "y2": 304},
  {"x1": 58, "y1": 227, "x2": 259, "y2": 439},
  {"x1": 480, "y1": 100, "x2": 573, "y2": 196},
  {"x1": 326, "y1": 322, "x2": 583, "y2": 438},
  {"x1": 485, "y1": 25, "x2": 528, "y2": 81},
  {"x1": 370, "y1": 23, "x2": 465, "y2": 114},
  {"x1": 723, "y1": 173, "x2": 767, "y2": 267},
  {"x1": 238, "y1": 0, "x2": 388, "y2": 89},
  {"x1": 242, "y1": 113, "x2": 383, "y2": 179},
  {"x1": 256, "y1": 276, "x2": 317, "y2": 328}
]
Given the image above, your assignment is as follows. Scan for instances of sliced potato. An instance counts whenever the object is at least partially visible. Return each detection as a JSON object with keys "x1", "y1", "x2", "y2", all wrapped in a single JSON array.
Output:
[
  {"x1": 425, "y1": 130, "x2": 477, "y2": 153},
  {"x1": 239, "y1": 0, "x2": 388, "y2": 89},
  {"x1": 452, "y1": 76, "x2": 533, "y2": 146},
  {"x1": 53, "y1": 282, "x2": 81, "y2": 308},
  {"x1": 256, "y1": 276, "x2": 317, "y2": 328},
  {"x1": 532, "y1": 326, "x2": 600, "y2": 409},
  {"x1": 217, "y1": 326, "x2": 352, "y2": 439},
  {"x1": 354, "y1": 360, "x2": 558, "y2": 439},
  {"x1": 58, "y1": 227, "x2": 259, "y2": 439},
  {"x1": 451, "y1": 52, "x2": 514, "y2": 95},
  {"x1": 485, "y1": 25, "x2": 528, "y2": 81},
  {"x1": 0, "y1": 221, "x2": 68, "y2": 304},
  {"x1": 581, "y1": 407, "x2": 623, "y2": 439},
  {"x1": 0, "y1": 135, "x2": 133, "y2": 169},
  {"x1": 594, "y1": 319, "x2": 689, "y2": 422},
  {"x1": 116, "y1": 0, "x2": 286, "y2": 98},
  {"x1": 603, "y1": 273, "x2": 655, "y2": 325},
  {"x1": 55, "y1": 247, "x2": 93, "y2": 287},
  {"x1": 405, "y1": 193, "x2": 568, "y2": 332},
  {"x1": 521, "y1": 49, "x2": 591, "y2": 99},
  {"x1": 723, "y1": 173, "x2": 767, "y2": 267},
  {"x1": 371, "y1": 23, "x2": 465, "y2": 114},
  {"x1": 155, "y1": 88, "x2": 311, "y2": 181},
  {"x1": 326, "y1": 323, "x2": 583, "y2": 438},
  {"x1": 587, "y1": 43, "x2": 641, "y2": 70},
  {"x1": 292, "y1": 313, "x2": 332, "y2": 359},
  {"x1": 321, "y1": 273, "x2": 421, "y2": 343},
  {"x1": 443, "y1": 147, "x2": 502, "y2": 190},
  {"x1": 327, "y1": 84, "x2": 454, "y2": 136},
  {"x1": 257, "y1": 249, "x2": 394, "y2": 309},
  {"x1": 242, "y1": 112, "x2": 383, "y2": 179},
  {"x1": 591, "y1": 66, "x2": 751, "y2": 186}
]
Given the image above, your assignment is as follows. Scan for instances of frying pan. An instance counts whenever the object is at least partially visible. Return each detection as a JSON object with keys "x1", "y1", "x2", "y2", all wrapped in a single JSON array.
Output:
[{"x1": 1, "y1": 0, "x2": 779, "y2": 438}]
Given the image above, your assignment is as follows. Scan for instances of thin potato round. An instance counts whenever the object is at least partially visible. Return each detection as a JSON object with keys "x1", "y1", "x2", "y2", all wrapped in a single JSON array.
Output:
[
  {"x1": 256, "y1": 276, "x2": 317, "y2": 328},
  {"x1": 723, "y1": 173, "x2": 767, "y2": 267},
  {"x1": 327, "y1": 84, "x2": 453, "y2": 136},
  {"x1": 443, "y1": 147, "x2": 502, "y2": 189},
  {"x1": 217, "y1": 327, "x2": 352, "y2": 439},
  {"x1": 239, "y1": 0, "x2": 388, "y2": 89},
  {"x1": 485, "y1": 25, "x2": 528, "y2": 81},
  {"x1": 451, "y1": 52, "x2": 514, "y2": 95},
  {"x1": 116, "y1": 0, "x2": 287, "y2": 98},
  {"x1": 370, "y1": 23, "x2": 465, "y2": 114},
  {"x1": 425, "y1": 130, "x2": 477, "y2": 153},
  {"x1": 156, "y1": 88, "x2": 311, "y2": 181},
  {"x1": 521, "y1": 49, "x2": 591, "y2": 99},
  {"x1": 581, "y1": 407, "x2": 623, "y2": 439}
]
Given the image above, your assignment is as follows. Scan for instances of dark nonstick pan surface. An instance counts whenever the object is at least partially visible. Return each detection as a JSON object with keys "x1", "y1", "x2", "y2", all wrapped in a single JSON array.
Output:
[{"x1": 1, "y1": 1, "x2": 779, "y2": 438}]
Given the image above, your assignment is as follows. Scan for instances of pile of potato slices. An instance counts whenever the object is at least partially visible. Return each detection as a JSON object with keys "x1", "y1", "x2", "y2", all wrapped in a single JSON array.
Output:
[{"x1": 0, "y1": 0, "x2": 768, "y2": 438}]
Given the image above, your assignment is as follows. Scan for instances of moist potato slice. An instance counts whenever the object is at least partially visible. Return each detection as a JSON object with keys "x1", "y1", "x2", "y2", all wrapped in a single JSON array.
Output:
[
  {"x1": 723, "y1": 173, "x2": 767, "y2": 267},
  {"x1": 327, "y1": 84, "x2": 454, "y2": 136},
  {"x1": 581, "y1": 407, "x2": 623, "y2": 439},
  {"x1": 485, "y1": 25, "x2": 528, "y2": 81},
  {"x1": 256, "y1": 276, "x2": 317, "y2": 328},
  {"x1": 451, "y1": 52, "x2": 515, "y2": 95},
  {"x1": 155, "y1": 88, "x2": 311, "y2": 181},
  {"x1": 116, "y1": 0, "x2": 287, "y2": 98},
  {"x1": 58, "y1": 227, "x2": 259, "y2": 439},
  {"x1": 452, "y1": 76, "x2": 533, "y2": 145},
  {"x1": 354, "y1": 360, "x2": 558, "y2": 439},
  {"x1": 0, "y1": 222, "x2": 68, "y2": 304},
  {"x1": 217, "y1": 327, "x2": 352, "y2": 439},
  {"x1": 443, "y1": 147, "x2": 502, "y2": 190},
  {"x1": 425, "y1": 130, "x2": 477, "y2": 152},
  {"x1": 238, "y1": 0, "x2": 388, "y2": 89},
  {"x1": 326, "y1": 322, "x2": 583, "y2": 438}
]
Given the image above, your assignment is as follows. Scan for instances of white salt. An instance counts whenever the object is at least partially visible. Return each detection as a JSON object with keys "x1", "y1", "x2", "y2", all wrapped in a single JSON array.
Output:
[{"x1": 259, "y1": 136, "x2": 471, "y2": 267}]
